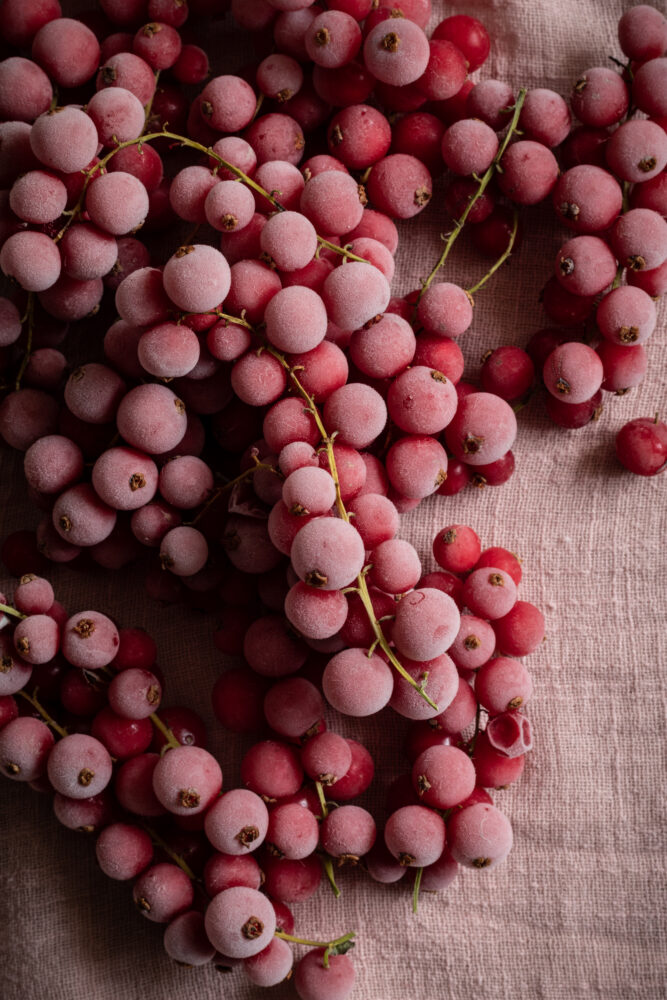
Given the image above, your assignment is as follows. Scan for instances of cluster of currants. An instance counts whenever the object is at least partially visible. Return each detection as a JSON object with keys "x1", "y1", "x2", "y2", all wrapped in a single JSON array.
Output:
[
  {"x1": 520, "y1": 4, "x2": 666, "y2": 473},
  {"x1": 0, "y1": 513, "x2": 543, "y2": 996},
  {"x1": 0, "y1": 582, "x2": 360, "y2": 994},
  {"x1": 0, "y1": 0, "x2": 544, "y2": 591}
]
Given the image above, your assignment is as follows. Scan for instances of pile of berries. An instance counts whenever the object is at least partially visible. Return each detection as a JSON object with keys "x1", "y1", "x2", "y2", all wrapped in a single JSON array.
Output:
[
  {"x1": 0, "y1": 0, "x2": 664, "y2": 994},
  {"x1": 0, "y1": 514, "x2": 543, "y2": 996}
]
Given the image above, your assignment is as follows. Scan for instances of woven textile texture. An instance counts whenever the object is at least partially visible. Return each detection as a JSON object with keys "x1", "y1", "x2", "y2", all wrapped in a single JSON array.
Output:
[{"x1": 0, "y1": 1, "x2": 665, "y2": 999}]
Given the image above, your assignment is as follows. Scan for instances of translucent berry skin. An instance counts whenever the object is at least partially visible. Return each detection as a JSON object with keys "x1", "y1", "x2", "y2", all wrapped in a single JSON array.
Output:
[
  {"x1": 448, "y1": 802, "x2": 513, "y2": 869},
  {"x1": 543, "y1": 342, "x2": 604, "y2": 405},
  {"x1": 294, "y1": 948, "x2": 356, "y2": 1000},
  {"x1": 412, "y1": 744, "x2": 476, "y2": 810},
  {"x1": 432, "y1": 15, "x2": 490, "y2": 72},
  {"x1": 555, "y1": 236, "x2": 617, "y2": 297},
  {"x1": 385, "y1": 804, "x2": 446, "y2": 868},
  {"x1": 598, "y1": 341, "x2": 647, "y2": 393},
  {"x1": 152, "y1": 746, "x2": 223, "y2": 816},
  {"x1": 133, "y1": 862, "x2": 194, "y2": 923},
  {"x1": 0, "y1": 716, "x2": 55, "y2": 782},
  {"x1": 204, "y1": 852, "x2": 263, "y2": 897},
  {"x1": 615, "y1": 417, "x2": 667, "y2": 476},
  {"x1": 571, "y1": 67, "x2": 629, "y2": 127}
]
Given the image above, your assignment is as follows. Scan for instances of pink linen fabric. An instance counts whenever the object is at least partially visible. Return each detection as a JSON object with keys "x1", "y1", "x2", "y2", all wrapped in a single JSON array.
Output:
[{"x1": 0, "y1": 1, "x2": 665, "y2": 999}]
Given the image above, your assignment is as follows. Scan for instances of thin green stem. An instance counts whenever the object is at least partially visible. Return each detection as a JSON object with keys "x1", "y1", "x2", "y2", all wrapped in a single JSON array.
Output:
[
  {"x1": 141, "y1": 823, "x2": 197, "y2": 881},
  {"x1": 412, "y1": 867, "x2": 423, "y2": 914},
  {"x1": 184, "y1": 460, "x2": 279, "y2": 527},
  {"x1": 465, "y1": 208, "x2": 519, "y2": 296},
  {"x1": 150, "y1": 712, "x2": 181, "y2": 751},
  {"x1": 16, "y1": 689, "x2": 69, "y2": 739},
  {"x1": 315, "y1": 780, "x2": 328, "y2": 819},
  {"x1": 14, "y1": 293, "x2": 35, "y2": 390},
  {"x1": 418, "y1": 88, "x2": 527, "y2": 302},
  {"x1": 264, "y1": 348, "x2": 438, "y2": 712},
  {"x1": 275, "y1": 930, "x2": 355, "y2": 969},
  {"x1": 143, "y1": 69, "x2": 160, "y2": 129},
  {"x1": 322, "y1": 856, "x2": 341, "y2": 899},
  {"x1": 0, "y1": 602, "x2": 26, "y2": 620},
  {"x1": 52, "y1": 129, "x2": 367, "y2": 263}
]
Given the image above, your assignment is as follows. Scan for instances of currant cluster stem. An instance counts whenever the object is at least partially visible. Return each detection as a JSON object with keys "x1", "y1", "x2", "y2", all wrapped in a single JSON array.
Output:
[
  {"x1": 266, "y1": 346, "x2": 438, "y2": 712},
  {"x1": 15, "y1": 689, "x2": 69, "y2": 739},
  {"x1": 53, "y1": 130, "x2": 367, "y2": 266},
  {"x1": 418, "y1": 87, "x2": 528, "y2": 303},
  {"x1": 275, "y1": 930, "x2": 356, "y2": 969},
  {"x1": 465, "y1": 208, "x2": 519, "y2": 296},
  {"x1": 14, "y1": 293, "x2": 35, "y2": 391},
  {"x1": 0, "y1": 602, "x2": 26, "y2": 620}
]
